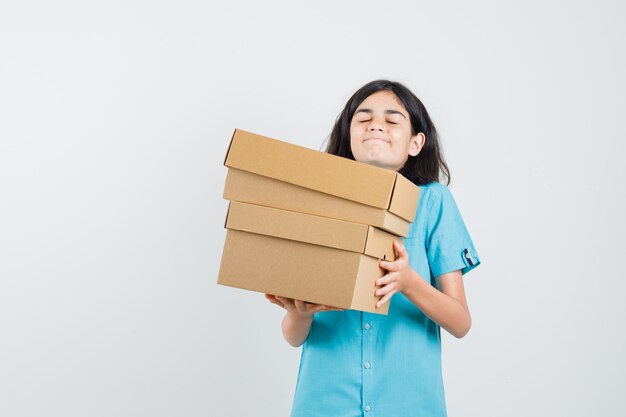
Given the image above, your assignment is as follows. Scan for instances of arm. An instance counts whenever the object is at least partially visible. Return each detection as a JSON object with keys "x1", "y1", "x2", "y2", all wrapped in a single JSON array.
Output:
[
  {"x1": 265, "y1": 295, "x2": 343, "y2": 347},
  {"x1": 401, "y1": 269, "x2": 471, "y2": 338},
  {"x1": 375, "y1": 241, "x2": 472, "y2": 338}
]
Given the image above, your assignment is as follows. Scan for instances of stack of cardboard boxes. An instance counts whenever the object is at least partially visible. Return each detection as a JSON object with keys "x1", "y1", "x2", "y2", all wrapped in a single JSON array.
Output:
[{"x1": 217, "y1": 129, "x2": 421, "y2": 315}]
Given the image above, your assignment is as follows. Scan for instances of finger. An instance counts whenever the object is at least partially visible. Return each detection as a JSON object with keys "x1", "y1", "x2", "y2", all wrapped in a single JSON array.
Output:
[
  {"x1": 294, "y1": 299, "x2": 309, "y2": 313},
  {"x1": 376, "y1": 273, "x2": 397, "y2": 287},
  {"x1": 375, "y1": 282, "x2": 397, "y2": 297},
  {"x1": 276, "y1": 296, "x2": 295, "y2": 310},
  {"x1": 379, "y1": 259, "x2": 400, "y2": 272},
  {"x1": 322, "y1": 306, "x2": 344, "y2": 311},
  {"x1": 265, "y1": 294, "x2": 283, "y2": 305},
  {"x1": 267, "y1": 297, "x2": 286, "y2": 309},
  {"x1": 376, "y1": 288, "x2": 397, "y2": 308},
  {"x1": 317, "y1": 304, "x2": 344, "y2": 311},
  {"x1": 393, "y1": 240, "x2": 408, "y2": 260},
  {"x1": 310, "y1": 304, "x2": 343, "y2": 314},
  {"x1": 307, "y1": 304, "x2": 327, "y2": 314}
]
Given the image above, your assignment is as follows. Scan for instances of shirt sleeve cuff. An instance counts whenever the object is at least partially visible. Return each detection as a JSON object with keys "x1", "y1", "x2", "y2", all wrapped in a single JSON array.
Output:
[{"x1": 430, "y1": 250, "x2": 481, "y2": 278}]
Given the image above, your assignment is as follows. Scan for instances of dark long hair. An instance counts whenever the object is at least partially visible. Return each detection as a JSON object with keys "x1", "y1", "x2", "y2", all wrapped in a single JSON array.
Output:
[{"x1": 325, "y1": 79, "x2": 450, "y2": 186}]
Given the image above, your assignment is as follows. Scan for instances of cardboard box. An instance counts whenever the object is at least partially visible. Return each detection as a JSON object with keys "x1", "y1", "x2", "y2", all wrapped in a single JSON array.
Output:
[
  {"x1": 224, "y1": 168, "x2": 411, "y2": 237},
  {"x1": 224, "y1": 129, "x2": 420, "y2": 223},
  {"x1": 226, "y1": 201, "x2": 400, "y2": 260},
  {"x1": 218, "y1": 202, "x2": 401, "y2": 315}
]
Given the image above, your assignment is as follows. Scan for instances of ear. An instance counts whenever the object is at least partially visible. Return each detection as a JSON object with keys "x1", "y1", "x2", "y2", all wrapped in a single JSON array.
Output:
[{"x1": 408, "y1": 132, "x2": 426, "y2": 156}]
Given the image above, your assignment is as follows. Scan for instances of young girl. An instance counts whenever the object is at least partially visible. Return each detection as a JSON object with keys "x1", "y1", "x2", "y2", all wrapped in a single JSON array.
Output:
[{"x1": 265, "y1": 79, "x2": 480, "y2": 417}]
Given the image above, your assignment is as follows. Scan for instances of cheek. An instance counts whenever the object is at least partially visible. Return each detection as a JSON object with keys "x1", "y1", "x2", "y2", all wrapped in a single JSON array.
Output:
[
  {"x1": 349, "y1": 126, "x2": 358, "y2": 146},
  {"x1": 349, "y1": 137, "x2": 364, "y2": 160},
  {"x1": 349, "y1": 138, "x2": 358, "y2": 156},
  {"x1": 393, "y1": 128, "x2": 413, "y2": 148},
  {"x1": 349, "y1": 123, "x2": 358, "y2": 137}
]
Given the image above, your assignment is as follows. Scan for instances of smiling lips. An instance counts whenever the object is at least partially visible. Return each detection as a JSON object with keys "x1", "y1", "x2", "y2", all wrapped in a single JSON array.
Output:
[{"x1": 363, "y1": 137, "x2": 390, "y2": 143}]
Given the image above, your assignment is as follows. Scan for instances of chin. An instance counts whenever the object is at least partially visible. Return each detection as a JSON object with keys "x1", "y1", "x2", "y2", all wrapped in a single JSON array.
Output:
[{"x1": 359, "y1": 159, "x2": 393, "y2": 170}]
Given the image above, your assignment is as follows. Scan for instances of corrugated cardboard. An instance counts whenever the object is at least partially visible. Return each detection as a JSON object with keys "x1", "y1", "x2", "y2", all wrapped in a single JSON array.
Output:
[
  {"x1": 224, "y1": 168, "x2": 411, "y2": 237},
  {"x1": 224, "y1": 129, "x2": 420, "y2": 223},
  {"x1": 218, "y1": 229, "x2": 390, "y2": 315},
  {"x1": 225, "y1": 201, "x2": 401, "y2": 260}
]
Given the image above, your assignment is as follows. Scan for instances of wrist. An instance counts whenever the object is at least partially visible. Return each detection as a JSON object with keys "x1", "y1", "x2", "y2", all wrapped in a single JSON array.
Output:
[{"x1": 401, "y1": 269, "x2": 424, "y2": 298}]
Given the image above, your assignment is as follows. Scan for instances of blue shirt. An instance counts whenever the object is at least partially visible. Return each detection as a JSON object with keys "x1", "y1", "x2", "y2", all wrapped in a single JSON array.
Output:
[{"x1": 290, "y1": 182, "x2": 481, "y2": 417}]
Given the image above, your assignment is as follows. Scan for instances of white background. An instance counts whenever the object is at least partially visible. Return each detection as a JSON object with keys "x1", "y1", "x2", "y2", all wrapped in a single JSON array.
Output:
[{"x1": 1, "y1": 1, "x2": 624, "y2": 416}]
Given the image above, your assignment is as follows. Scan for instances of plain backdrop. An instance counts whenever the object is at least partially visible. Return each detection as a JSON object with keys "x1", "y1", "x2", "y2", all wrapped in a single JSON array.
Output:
[{"x1": 1, "y1": 1, "x2": 625, "y2": 416}]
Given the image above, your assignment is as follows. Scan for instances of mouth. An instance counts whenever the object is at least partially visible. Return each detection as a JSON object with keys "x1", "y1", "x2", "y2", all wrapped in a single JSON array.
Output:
[{"x1": 363, "y1": 137, "x2": 390, "y2": 143}]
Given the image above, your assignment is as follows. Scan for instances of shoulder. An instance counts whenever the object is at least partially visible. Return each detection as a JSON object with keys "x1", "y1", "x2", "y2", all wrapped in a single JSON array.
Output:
[{"x1": 418, "y1": 181, "x2": 454, "y2": 213}]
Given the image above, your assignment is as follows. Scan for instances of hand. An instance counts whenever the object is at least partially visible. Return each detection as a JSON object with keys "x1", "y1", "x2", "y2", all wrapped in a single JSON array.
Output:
[
  {"x1": 265, "y1": 294, "x2": 343, "y2": 319},
  {"x1": 375, "y1": 240, "x2": 418, "y2": 308}
]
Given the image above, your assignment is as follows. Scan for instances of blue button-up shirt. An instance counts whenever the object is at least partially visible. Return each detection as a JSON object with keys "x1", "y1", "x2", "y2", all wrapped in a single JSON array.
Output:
[{"x1": 290, "y1": 182, "x2": 481, "y2": 417}]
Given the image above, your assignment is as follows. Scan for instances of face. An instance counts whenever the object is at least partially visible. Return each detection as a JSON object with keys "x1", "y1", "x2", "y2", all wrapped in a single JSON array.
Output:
[{"x1": 349, "y1": 90, "x2": 425, "y2": 171}]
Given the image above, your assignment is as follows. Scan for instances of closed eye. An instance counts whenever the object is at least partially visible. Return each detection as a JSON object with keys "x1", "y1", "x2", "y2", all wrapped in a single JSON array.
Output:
[{"x1": 357, "y1": 119, "x2": 399, "y2": 125}]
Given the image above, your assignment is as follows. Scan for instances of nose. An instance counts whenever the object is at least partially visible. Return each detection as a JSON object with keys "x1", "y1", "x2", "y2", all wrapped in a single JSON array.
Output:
[{"x1": 367, "y1": 118, "x2": 384, "y2": 132}]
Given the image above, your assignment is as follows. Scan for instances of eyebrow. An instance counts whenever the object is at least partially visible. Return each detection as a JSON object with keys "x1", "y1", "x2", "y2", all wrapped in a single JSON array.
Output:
[{"x1": 354, "y1": 108, "x2": 407, "y2": 119}]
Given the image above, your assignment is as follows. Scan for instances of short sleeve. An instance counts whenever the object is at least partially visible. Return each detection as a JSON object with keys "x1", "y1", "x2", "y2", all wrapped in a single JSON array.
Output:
[{"x1": 425, "y1": 185, "x2": 481, "y2": 278}]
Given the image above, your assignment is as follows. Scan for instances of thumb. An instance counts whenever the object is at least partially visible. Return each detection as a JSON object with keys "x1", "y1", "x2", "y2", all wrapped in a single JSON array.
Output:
[{"x1": 393, "y1": 240, "x2": 407, "y2": 259}]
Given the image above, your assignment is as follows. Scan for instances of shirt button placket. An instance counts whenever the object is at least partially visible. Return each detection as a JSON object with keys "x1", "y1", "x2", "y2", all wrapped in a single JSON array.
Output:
[{"x1": 362, "y1": 314, "x2": 374, "y2": 415}]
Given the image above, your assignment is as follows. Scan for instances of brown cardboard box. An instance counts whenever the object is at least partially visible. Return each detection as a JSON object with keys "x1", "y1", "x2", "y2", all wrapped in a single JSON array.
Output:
[
  {"x1": 224, "y1": 129, "x2": 420, "y2": 224},
  {"x1": 218, "y1": 202, "x2": 402, "y2": 315},
  {"x1": 226, "y1": 201, "x2": 400, "y2": 260},
  {"x1": 224, "y1": 168, "x2": 411, "y2": 237}
]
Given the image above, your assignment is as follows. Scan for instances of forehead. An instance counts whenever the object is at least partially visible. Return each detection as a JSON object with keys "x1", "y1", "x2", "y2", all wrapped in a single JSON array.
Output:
[{"x1": 356, "y1": 90, "x2": 407, "y2": 112}]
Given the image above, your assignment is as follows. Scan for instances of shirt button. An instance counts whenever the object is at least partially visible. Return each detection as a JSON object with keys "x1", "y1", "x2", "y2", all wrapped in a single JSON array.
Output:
[
  {"x1": 364, "y1": 323, "x2": 371, "y2": 330},
  {"x1": 364, "y1": 362, "x2": 371, "y2": 369},
  {"x1": 364, "y1": 405, "x2": 372, "y2": 412}
]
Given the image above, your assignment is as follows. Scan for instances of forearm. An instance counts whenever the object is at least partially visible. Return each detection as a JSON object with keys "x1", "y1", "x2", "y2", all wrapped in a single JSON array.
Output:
[
  {"x1": 281, "y1": 311, "x2": 313, "y2": 347},
  {"x1": 402, "y1": 270, "x2": 471, "y2": 338}
]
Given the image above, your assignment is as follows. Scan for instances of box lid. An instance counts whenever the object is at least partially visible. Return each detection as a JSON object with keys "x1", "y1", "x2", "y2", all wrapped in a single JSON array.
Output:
[
  {"x1": 224, "y1": 168, "x2": 411, "y2": 237},
  {"x1": 224, "y1": 129, "x2": 420, "y2": 222},
  {"x1": 225, "y1": 201, "x2": 399, "y2": 261}
]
